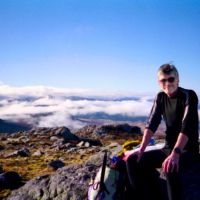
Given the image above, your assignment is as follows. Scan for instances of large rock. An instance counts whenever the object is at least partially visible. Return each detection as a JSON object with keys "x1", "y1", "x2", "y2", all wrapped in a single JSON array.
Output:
[
  {"x1": 75, "y1": 125, "x2": 97, "y2": 139},
  {"x1": 115, "y1": 124, "x2": 141, "y2": 134},
  {"x1": 6, "y1": 145, "x2": 117, "y2": 200},
  {"x1": 54, "y1": 127, "x2": 79, "y2": 142},
  {"x1": 75, "y1": 124, "x2": 142, "y2": 139},
  {"x1": 0, "y1": 171, "x2": 23, "y2": 189},
  {"x1": 7, "y1": 163, "x2": 98, "y2": 200},
  {"x1": 95, "y1": 124, "x2": 141, "y2": 135}
]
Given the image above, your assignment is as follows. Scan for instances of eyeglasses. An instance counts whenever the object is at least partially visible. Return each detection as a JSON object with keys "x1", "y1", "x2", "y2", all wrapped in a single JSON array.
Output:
[{"x1": 159, "y1": 77, "x2": 175, "y2": 84}]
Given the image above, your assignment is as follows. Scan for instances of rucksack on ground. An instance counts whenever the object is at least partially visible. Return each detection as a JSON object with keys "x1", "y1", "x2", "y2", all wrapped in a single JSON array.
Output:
[{"x1": 88, "y1": 151, "x2": 126, "y2": 200}]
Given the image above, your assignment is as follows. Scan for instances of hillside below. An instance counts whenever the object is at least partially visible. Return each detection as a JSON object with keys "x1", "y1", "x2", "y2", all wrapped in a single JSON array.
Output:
[{"x1": 1, "y1": 123, "x2": 199, "y2": 200}]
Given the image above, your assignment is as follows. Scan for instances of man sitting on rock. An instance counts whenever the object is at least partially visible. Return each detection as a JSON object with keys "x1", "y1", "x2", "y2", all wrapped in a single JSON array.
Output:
[{"x1": 124, "y1": 64, "x2": 199, "y2": 200}]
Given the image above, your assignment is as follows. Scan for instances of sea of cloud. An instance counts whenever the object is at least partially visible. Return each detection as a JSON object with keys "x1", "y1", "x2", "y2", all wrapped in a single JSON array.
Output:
[{"x1": 0, "y1": 83, "x2": 165, "y2": 129}]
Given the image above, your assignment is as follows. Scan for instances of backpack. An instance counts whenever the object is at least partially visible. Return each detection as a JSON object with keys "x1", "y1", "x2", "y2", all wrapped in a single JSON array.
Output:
[{"x1": 88, "y1": 151, "x2": 126, "y2": 200}]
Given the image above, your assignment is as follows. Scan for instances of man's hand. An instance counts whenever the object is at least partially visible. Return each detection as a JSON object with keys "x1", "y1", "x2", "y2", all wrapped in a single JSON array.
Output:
[
  {"x1": 123, "y1": 129, "x2": 153, "y2": 162},
  {"x1": 123, "y1": 149, "x2": 144, "y2": 162},
  {"x1": 162, "y1": 152, "x2": 180, "y2": 173}
]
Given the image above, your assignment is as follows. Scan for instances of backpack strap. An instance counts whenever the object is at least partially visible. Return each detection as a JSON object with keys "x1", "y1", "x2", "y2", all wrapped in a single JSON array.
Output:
[{"x1": 96, "y1": 151, "x2": 110, "y2": 199}]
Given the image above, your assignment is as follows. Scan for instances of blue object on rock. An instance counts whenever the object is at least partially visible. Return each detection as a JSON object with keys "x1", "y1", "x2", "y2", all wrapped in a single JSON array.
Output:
[
  {"x1": 112, "y1": 156, "x2": 121, "y2": 163},
  {"x1": 149, "y1": 138, "x2": 155, "y2": 145}
]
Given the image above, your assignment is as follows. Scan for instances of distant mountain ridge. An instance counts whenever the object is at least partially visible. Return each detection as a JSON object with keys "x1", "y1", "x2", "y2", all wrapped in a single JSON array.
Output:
[
  {"x1": 0, "y1": 119, "x2": 31, "y2": 134},
  {"x1": 76, "y1": 112, "x2": 147, "y2": 122},
  {"x1": 0, "y1": 94, "x2": 152, "y2": 102}
]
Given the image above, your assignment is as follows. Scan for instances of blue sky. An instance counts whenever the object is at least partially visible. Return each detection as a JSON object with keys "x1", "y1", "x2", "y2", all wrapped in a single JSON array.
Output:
[{"x1": 0, "y1": 0, "x2": 200, "y2": 94}]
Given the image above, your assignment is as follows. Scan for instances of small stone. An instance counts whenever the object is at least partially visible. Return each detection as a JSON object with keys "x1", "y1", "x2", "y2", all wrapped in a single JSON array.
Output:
[
  {"x1": 33, "y1": 150, "x2": 44, "y2": 157},
  {"x1": 17, "y1": 148, "x2": 31, "y2": 157},
  {"x1": 84, "y1": 142, "x2": 90, "y2": 148},
  {"x1": 77, "y1": 141, "x2": 84, "y2": 147},
  {"x1": 48, "y1": 160, "x2": 65, "y2": 170},
  {"x1": 50, "y1": 136, "x2": 59, "y2": 142},
  {"x1": 0, "y1": 145, "x2": 4, "y2": 151}
]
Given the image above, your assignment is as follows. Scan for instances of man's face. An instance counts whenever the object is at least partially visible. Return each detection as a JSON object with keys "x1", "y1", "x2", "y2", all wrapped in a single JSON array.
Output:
[{"x1": 158, "y1": 73, "x2": 179, "y2": 96}]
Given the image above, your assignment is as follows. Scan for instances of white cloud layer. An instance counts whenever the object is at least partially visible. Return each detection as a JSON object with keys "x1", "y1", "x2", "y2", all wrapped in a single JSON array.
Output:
[{"x1": 0, "y1": 84, "x2": 156, "y2": 129}]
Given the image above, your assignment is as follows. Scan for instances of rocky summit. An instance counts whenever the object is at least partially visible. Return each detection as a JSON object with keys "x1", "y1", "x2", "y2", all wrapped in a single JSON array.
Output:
[
  {"x1": 1, "y1": 124, "x2": 200, "y2": 200},
  {"x1": 0, "y1": 123, "x2": 142, "y2": 199}
]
